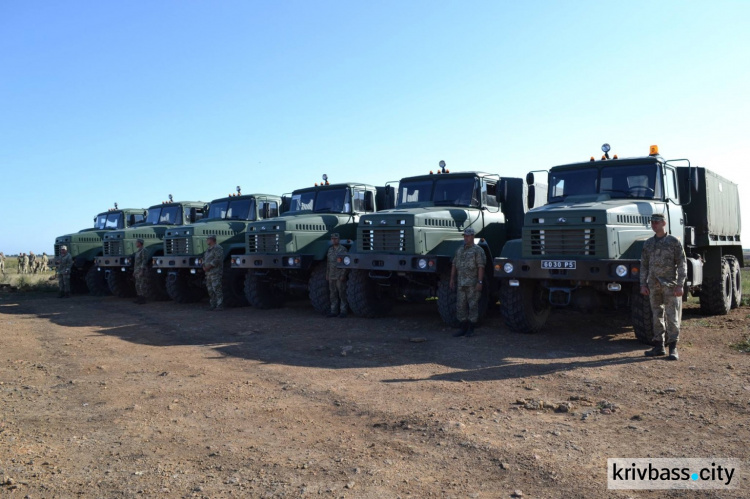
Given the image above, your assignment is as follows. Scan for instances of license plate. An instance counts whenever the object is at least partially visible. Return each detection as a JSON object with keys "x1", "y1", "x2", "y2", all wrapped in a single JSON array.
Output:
[{"x1": 541, "y1": 260, "x2": 576, "y2": 269}]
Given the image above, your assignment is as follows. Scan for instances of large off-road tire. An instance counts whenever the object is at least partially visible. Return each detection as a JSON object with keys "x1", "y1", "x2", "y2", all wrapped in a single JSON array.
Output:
[
  {"x1": 700, "y1": 257, "x2": 732, "y2": 315},
  {"x1": 107, "y1": 269, "x2": 136, "y2": 298},
  {"x1": 437, "y1": 272, "x2": 459, "y2": 327},
  {"x1": 346, "y1": 269, "x2": 393, "y2": 317},
  {"x1": 499, "y1": 279, "x2": 550, "y2": 333},
  {"x1": 142, "y1": 268, "x2": 170, "y2": 301},
  {"x1": 308, "y1": 263, "x2": 331, "y2": 314},
  {"x1": 85, "y1": 265, "x2": 111, "y2": 296},
  {"x1": 630, "y1": 286, "x2": 656, "y2": 345},
  {"x1": 70, "y1": 267, "x2": 89, "y2": 294},
  {"x1": 222, "y1": 263, "x2": 249, "y2": 308},
  {"x1": 727, "y1": 255, "x2": 742, "y2": 309},
  {"x1": 166, "y1": 270, "x2": 205, "y2": 303},
  {"x1": 244, "y1": 270, "x2": 285, "y2": 309}
]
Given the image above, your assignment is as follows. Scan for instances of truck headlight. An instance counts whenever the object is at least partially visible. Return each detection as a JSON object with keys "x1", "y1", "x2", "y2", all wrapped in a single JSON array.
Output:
[
  {"x1": 615, "y1": 264, "x2": 628, "y2": 277},
  {"x1": 417, "y1": 258, "x2": 427, "y2": 269},
  {"x1": 287, "y1": 257, "x2": 295, "y2": 266},
  {"x1": 503, "y1": 263, "x2": 514, "y2": 274},
  {"x1": 123, "y1": 258, "x2": 130, "y2": 265},
  {"x1": 343, "y1": 256, "x2": 351, "y2": 266}
]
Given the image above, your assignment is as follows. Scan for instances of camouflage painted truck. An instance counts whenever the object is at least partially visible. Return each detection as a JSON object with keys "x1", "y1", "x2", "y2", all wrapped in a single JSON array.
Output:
[
  {"x1": 494, "y1": 144, "x2": 743, "y2": 343},
  {"x1": 53, "y1": 205, "x2": 146, "y2": 295},
  {"x1": 339, "y1": 165, "x2": 546, "y2": 325},
  {"x1": 152, "y1": 189, "x2": 284, "y2": 307},
  {"x1": 231, "y1": 177, "x2": 395, "y2": 312},
  {"x1": 94, "y1": 197, "x2": 208, "y2": 300}
]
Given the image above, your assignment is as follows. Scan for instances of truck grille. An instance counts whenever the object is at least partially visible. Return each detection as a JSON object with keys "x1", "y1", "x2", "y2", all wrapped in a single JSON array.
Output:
[
  {"x1": 361, "y1": 229, "x2": 406, "y2": 252},
  {"x1": 165, "y1": 237, "x2": 189, "y2": 255},
  {"x1": 529, "y1": 228, "x2": 596, "y2": 256},
  {"x1": 249, "y1": 233, "x2": 280, "y2": 253},
  {"x1": 103, "y1": 240, "x2": 124, "y2": 256}
]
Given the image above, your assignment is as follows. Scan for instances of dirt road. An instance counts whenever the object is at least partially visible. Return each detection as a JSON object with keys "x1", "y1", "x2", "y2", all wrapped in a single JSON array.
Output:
[{"x1": 1, "y1": 292, "x2": 748, "y2": 497}]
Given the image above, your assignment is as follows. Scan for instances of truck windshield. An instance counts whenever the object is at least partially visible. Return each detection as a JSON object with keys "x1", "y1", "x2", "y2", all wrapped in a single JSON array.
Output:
[
  {"x1": 208, "y1": 198, "x2": 255, "y2": 220},
  {"x1": 145, "y1": 205, "x2": 182, "y2": 225},
  {"x1": 549, "y1": 164, "x2": 662, "y2": 202},
  {"x1": 398, "y1": 177, "x2": 479, "y2": 207},
  {"x1": 289, "y1": 188, "x2": 350, "y2": 213},
  {"x1": 95, "y1": 212, "x2": 124, "y2": 230}
]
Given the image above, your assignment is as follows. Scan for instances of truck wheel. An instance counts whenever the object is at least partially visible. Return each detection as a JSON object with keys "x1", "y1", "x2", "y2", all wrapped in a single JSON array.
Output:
[
  {"x1": 244, "y1": 270, "x2": 285, "y2": 309},
  {"x1": 222, "y1": 264, "x2": 249, "y2": 308},
  {"x1": 70, "y1": 267, "x2": 89, "y2": 294},
  {"x1": 142, "y1": 268, "x2": 170, "y2": 301},
  {"x1": 700, "y1": 257, "x2": 732, "y2": 315},
  {"x1": 85, "y1": 265, "x2": 111, "y2": 296},
  {"x1": 727, "y1": 255, "x2": 742, "y2": 309},
  {"x1": 436, "y1": 273, "x2": 459, "y2": 326},
  {"x1": 499, "y1": 280, "x2": 550, "y2": 333},
  {"x1": 347, "y1": 269, "x2": 393, "y2": 317},
  {"x1": 308, "y1": 264, "x2": 331, "y2": 314},
  {"x1": 107, "y1": 270, "x2": 136, "y2": 298},
  {"x1": 630, "y1": 286, "x2": 656, "y2": 345},
  {"x1": 166, "y1": 271, "x2": 205, "y2": 303}
]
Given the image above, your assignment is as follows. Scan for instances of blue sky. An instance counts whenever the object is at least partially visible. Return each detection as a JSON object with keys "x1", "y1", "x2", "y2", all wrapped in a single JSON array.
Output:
[{"x1": 1, "y1": 0, "x2": 749, "y2": 255}]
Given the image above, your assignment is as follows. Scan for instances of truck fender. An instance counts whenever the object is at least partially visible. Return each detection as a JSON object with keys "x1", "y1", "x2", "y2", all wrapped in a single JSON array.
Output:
[{"x1": 499, "y1": 239, "x2": 523, "y2": 259}]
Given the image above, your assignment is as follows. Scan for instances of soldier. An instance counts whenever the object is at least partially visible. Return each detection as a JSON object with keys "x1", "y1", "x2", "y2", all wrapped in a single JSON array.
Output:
[
  {"x1": 17, "y1": 254, "x2": 22, "y2": 274},
  {"x1": 202, "y1": 235, "x2": 224, "y2": 310},
  {"x1": 450, "y1": 227, "x2": 486, "y2": 337},
  {"x1": 0, "y1": 252, "x2": 5, "y2": 275},
  {"x1": 640, "y1": 213, "x2": 687, "y2": 360},
  {"x1": 22, "y1": 253, "x2": 29, "y2": 274},
  {"x1": 41, "y1": 252, "x2": 49, "y2": 273},
  {"x1": 55, "y1": 246, "x2": 73, "y2": 297},
  {"x1": 133, "y1": 239, "x2": 148, "y2": 304},
  {"x1": 28, "y1": 252, "x2": 36, "y2": 274},
  {"x1": 325, "y1": 233, "x2": 348, "y2": 318}
]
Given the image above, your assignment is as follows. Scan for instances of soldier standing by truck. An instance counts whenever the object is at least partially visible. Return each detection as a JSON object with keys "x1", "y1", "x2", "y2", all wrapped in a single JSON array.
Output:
[
  {"x1": 56, "y1": 246, "x2": 73, "y2": 297},
  {"x1": 325, "y1": 233, "x2": 348, "y2": 318},
  {"x1": 450, "y1": 227, "x2": 486, "y2": 337},
  {"x1": 640, "y1": 213, "x2": 687, "y2": 360},
  {"x1": 133, "y1": 239, "x2": 148, "y2": 304},
  {"x1": 202, "y1": 235, "x2": 224, "y2": 311}
]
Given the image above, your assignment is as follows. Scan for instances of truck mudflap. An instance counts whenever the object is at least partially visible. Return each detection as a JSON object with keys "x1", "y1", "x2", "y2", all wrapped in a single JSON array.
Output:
[
  {"x1": 494, "y1": 257, "x2": 642, "y2": 284},
  {"x1": 231, "y1": 253, "x2": 316, "y2": 270},
  {"x1": 339, "y1": 253, "x2": 451, "y2": 274},
  {"x1": 95, "y1": 256, "x2": 133, "y2": 269},
  {"x1": 152, "y1": 255, "x2": 202, "y2": 273}
]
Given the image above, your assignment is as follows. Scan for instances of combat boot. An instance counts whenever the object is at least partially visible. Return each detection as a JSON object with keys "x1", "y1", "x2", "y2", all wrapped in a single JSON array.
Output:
[
  {"x1": 667, "y1": 342, "x2": 679, "y2": 361},
  {"x1": 453, "y1": 321, "x2": 469, "y2": 337},
  {"x1": 58, "y1": 291, "x2": 65, "y2": 298},
  {"x1": 326, "y1": 311, "x2": 338, "y2": 318},
  {"x1": 644, "y1": 344, "x2": 666, "y2": 357},
  {"x1": 64, "y1": 292, "x2": 71, "y2": 298},
  {"x1": 214, "y1": 303, "x2": 224, "y2": 311},
  {"x1": 465, "y1": 322, "x2": 477, "y2": 337}
]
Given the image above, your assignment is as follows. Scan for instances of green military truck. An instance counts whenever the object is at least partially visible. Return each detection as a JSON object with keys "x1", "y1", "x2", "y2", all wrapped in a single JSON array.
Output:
[
  {"x1": 494, "y1": 144, "x2": 743, "y2": 343},
  {"x1": 340, "y1": 165, "x2": 545, "y2": 325},
  {"x1": 53, "y1": 205, "x2": 146, "y2": 295},
  {"x1": 152, "y1": 189, "x2": 284, "y2": 307},
  {"x1": 95, "y1": 197, "x2": 208, "y2": 300},
  {"x1": 231, "y1": 177, "x2": 394, "y2": 312}
]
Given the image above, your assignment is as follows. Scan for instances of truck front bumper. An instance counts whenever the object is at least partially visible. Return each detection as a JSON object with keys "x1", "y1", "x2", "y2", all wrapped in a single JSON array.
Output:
[
  {"x1": 231, "y1": 254, "x2": 315, "y2": 271},
  {"x1": 339, "y1": 253, "x2": 450, "y2": 274},
  {"x1": 493, "y1": 257, "x2": 642, "y2": 285},
  {"x1": 152, "y1": 255, "x2": 203, "y2": 274},
  {"x1": 95, "y1": 256, "x2": 133, "y2": 271}
]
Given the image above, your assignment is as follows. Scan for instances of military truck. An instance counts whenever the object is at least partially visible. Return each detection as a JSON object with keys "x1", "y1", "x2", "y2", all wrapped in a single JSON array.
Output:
[
  {"x1": 340, "y1": 164, "x2": 546, "y2": 325},
  {"x1": 231, "y1": 177, "x2": 394, "y2": 312},
  {"x1": 95, "y1": 197, "x2": 208, "y2": 300},
  {"x1": 494, "y1": 144, "x2": 743, "y2": 344},
  {"x1": 53, "y1": 205, "x2": 146, "y2": 295},
  {"x1": 152, "y1": 188, "x2": 284, "y2": 307}
]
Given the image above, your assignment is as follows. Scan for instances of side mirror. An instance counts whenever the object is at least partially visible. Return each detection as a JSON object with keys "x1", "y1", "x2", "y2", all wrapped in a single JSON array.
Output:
[
  {"x1": 128, "y1": 214, "x2": 136, "y2": 227},
  {"x1": 496, "y1": 180, "x2": 508, "y2": 205}
]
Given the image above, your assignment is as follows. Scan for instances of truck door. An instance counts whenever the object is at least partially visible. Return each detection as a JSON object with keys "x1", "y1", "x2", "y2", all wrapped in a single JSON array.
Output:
[{"x1": 664, "y1": 166, "x2": 684, "y2": 243}]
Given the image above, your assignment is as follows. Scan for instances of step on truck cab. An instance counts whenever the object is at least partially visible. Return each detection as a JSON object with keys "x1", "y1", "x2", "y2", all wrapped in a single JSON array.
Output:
[
  {"x1": 54, "y1": 205, "x2": 146, "y2": 295},
  {"x1": 231, "y1": 176, "x2": 394, "y2": 313},
  {"x1": 95, "y1": 196, "x2": 207, "y2": 300},
  {"x1": 494, "y1": 144, "x2": 743, "y2": 343},
  {"x1": 153, "y1": 187, "x2": 284, "y2": 307},
  {"x1": 339, "y1": 162, "x2": 546, "y2": 325}
]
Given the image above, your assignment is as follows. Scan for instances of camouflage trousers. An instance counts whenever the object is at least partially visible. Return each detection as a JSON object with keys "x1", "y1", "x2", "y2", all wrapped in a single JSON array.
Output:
[
  {"x1": 648, "y1": 280, "x2": 682, "y2": 345},
  {"x1": 0, "y1": 262, "x2": 4, "y2": 274},
  {"x1": 329, "y1": 278, "x2": 348, "y2": 314},
  {"x1": 457, "y1": 285, "x2": 481, "y2": 323},
  {"x1": 206, "y1": 272, "x2": 223, "y2": 308},
  {"x1": 57, "y1": 273, "x2": 70, "y2": 293},
  {"x1": 134, "y1": 270, "x2": 149, "y2": 297}
]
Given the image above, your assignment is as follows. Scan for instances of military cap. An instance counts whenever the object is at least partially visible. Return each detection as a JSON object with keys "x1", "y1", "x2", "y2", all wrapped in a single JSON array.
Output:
[
  {"x1": 206, "y1": 235, "x2": 217, "y2": 241},
  {"x1": 136, "y1": 238, "x2": 144, "y2": 244},
  {"x1": 463, "y1": 227, "x2": 476, "y2": 236},
  {"x1": 650, "y1": 213, "x2": 666, "y2": 222},
  {"x1": 59, "y1": 245, "x2": 68, "y2": 250},
  {"x1": 330, "y1": 233, "x2": 340, "y2": 239}
]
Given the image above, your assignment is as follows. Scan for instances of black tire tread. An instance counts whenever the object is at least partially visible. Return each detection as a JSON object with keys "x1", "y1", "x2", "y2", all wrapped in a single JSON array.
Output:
[
  {"x1": 700, "y1": 257, "x2": 732, "y2": 315},
  {"x1": 499, "y1": 280, "x2": 550, "y2": 334},
  {"x1": 244, "y1": 271, "x2": 285, "y2": 309},
  {"x1": 166, "y1": 271, "x2": 205, "y2": 303},
  {"x1": 308, "y1": 264, "x2": 331, "y2": 314},
  {"x1": 85, "y1": 264, "x2": 111, "y2": 296},
  {"x1": 346, "y1": 269, "x2": 392, "y2": 317}
]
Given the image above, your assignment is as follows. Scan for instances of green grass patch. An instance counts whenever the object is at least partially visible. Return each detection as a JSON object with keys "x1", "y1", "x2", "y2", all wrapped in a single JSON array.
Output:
[
  {"x1": 13, "y1": 275, "x2": 59, "y2": 293},
  {"x1": 729, "y1": 335, "x2": 750, "y2": 353}
]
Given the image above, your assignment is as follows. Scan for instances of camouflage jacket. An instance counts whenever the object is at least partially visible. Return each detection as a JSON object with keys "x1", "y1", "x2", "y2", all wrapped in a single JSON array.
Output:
[
  {"x1": 133, "y1": 247, "x2": 148, "y2": 276},
  {"x1": 453, "y1": 244, "x2": 486, "y2": 287},
  {"x1": 203, "y1": 244, "x2": 224, "y2": 278},
  {"x1": 327, "y1": 244, "x2": 347, "y2": 280},
  {"x1": 56, "y1": 253, "x2": 73, "y2": 275},
  {"x1": 640, "y1": 234, "x2": 687, "y2": 288}
]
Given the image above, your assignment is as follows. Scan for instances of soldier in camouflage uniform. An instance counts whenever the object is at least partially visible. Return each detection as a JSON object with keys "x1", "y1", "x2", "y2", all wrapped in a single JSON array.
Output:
[
  {"x1": 640, "y1": 213, "x2": 687, "y2": 360},
  {"x1": 133, "y1": 239, "x2": 149, "y2": 304},
  {"x1": 325, "y1": 233, "x2": 348, "y2": 318},
  {"x1": 202, "y1": 235, "x2": 224, "y2": 311},
  {"x1": 55, "y1": 246, "x2": 73, "y2": 297},
  {"x1": 22, "y1": 253, "x2": 29, "y2": 274},
  {"x1": 0, "y1": 252, "x2": 5, "y2": 275},
  {"x1": 450, "y1": 227, "x2": 486, "y2": 337},
  {"x1": 41, "y1": 252, "x2": 49, "y2": 273},
  {"x1": 28, "y1": 252, "x2": 36, "y2": 274}
]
